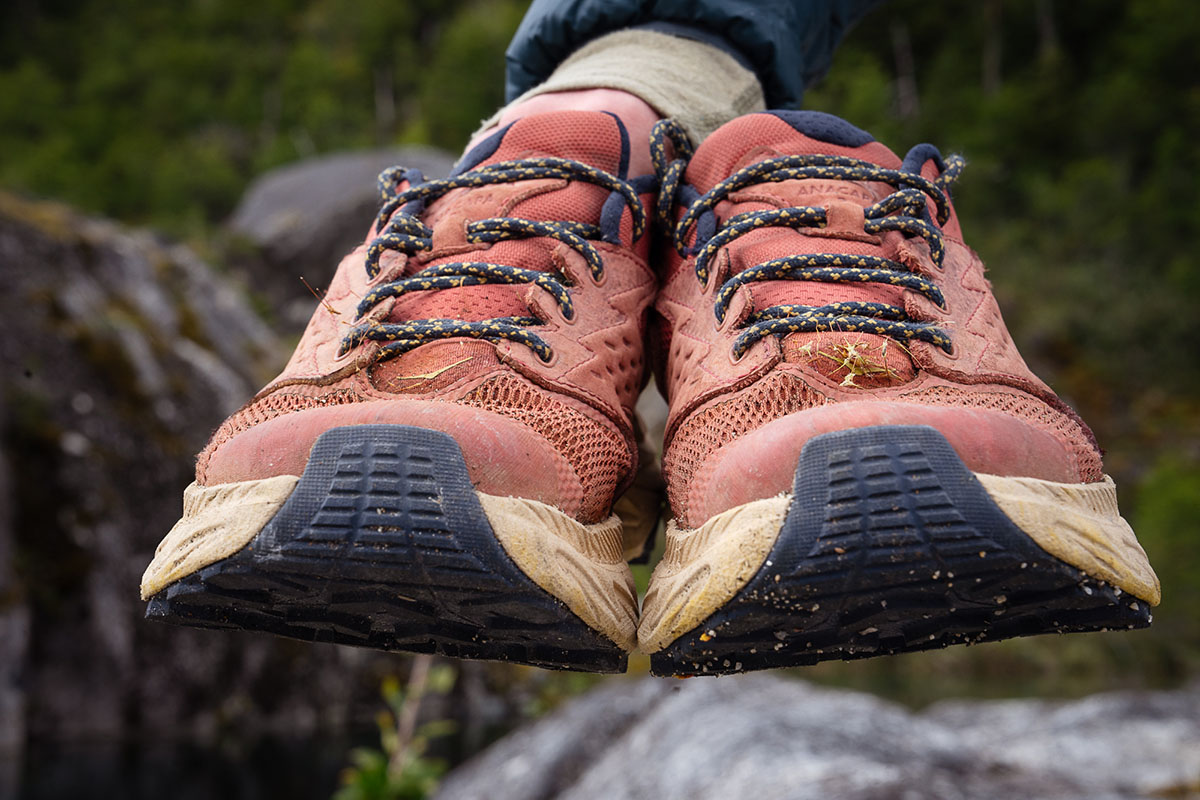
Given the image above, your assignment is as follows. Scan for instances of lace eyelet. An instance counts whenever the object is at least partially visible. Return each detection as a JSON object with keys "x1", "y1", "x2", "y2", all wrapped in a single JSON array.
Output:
[
  {"x1": 332, "y1": 342, "x2": 356, "y2": 363},
  {"x1": 537, "y1": 348, "x2": 559, "y2": 367},
  {"x1": 558, "y1": 303, "x2": 577, "y2": 326},
  {"x1": 728, "y1": 344, "x2": 748, "y2": 365},
  {"x1": 588, "y1": 268, "x2": 607, "y2": 288}
]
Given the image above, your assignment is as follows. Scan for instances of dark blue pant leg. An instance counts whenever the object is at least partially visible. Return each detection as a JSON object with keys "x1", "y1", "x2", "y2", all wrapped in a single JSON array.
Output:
[{"x1": 505, "y1": 0, "x2": 885, "y2": 110}]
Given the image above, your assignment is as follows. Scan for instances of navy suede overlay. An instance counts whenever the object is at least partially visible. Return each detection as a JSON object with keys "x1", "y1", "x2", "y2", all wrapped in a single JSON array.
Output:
[
  {"x1": 630, "y1": 174, "x2": 658, "y2": 193},
  {"x1": 765, "y1": 110, "x2": 875, "y2": 147},
  {"x1": 452, "y1": 123, "x2": 514, "y2": 177},
  {"x1": 694, "y1": 208, "x2": 717, "y2": 253}
]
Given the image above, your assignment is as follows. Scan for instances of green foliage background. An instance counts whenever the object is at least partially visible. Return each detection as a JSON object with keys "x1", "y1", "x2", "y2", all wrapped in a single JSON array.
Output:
[
  {"x1": 0, "y1": 0, "x2": 527, "y2": 234},
  {"x1": 1, "y1": 0, "x2": 1196, "y2": 693}
]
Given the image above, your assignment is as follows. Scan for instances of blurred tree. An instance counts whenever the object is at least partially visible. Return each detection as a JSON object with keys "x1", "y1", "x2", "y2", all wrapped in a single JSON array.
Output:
[
  {"x1": 413, "y1": 0, "x2": 528, "y2": 149},
  {"x1": 0, "y1": 0, "x2": 498, "y2": 233}
]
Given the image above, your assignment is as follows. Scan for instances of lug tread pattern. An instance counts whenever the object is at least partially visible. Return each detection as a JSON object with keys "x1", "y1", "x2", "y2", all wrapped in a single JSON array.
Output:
[
  {"x1": 147, "y1": 425, "x2": 626, "y2": 673},
  {"x1": 652, "y1": 425, "x2": 1150, "y2": 676}
]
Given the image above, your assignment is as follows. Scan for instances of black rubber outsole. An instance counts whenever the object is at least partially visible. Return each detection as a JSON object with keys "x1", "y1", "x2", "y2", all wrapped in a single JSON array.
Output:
[
  {"x1": 651, "y1": 425, "x2": 1152, "y2": 677},
  {"x1": 146, "y1": 425, "x2": 628, "y2": 673}
]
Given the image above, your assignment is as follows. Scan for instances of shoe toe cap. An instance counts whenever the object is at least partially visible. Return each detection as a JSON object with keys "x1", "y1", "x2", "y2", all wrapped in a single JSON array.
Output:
[
  {"x1": 681, "y1": 400, "x2": 1085, "y2": 528},
  {"x1": 199, "y1": 399, "x2": 585, "y2": 516}
]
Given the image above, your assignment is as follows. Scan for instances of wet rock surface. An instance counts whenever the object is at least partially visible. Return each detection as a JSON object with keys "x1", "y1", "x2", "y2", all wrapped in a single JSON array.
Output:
[{"x1": 434, "y1": 674, "x2": 1200, "y2": 800}]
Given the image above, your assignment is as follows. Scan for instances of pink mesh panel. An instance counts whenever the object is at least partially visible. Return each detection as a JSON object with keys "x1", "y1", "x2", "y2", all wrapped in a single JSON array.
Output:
[
  {"x1": 460, "y1": 375, "x2": 632, "y2": 523},
  {"x1": 730, "y1": 225, "x2": 887, "y2": 269},
  {"x1": 750, "y1": 281, "x2": 906, "y2": 311},
  {"x1": 684, "y1": 114, "x2": 902, "y2": 193},
  {"x1": 391, "y1": 285, "x2": 529, "y2": 322},
  {"x1": 663, "y1": 375, "x2": 1104, "y2": 522},
  {"x1": 663, "y1": 372, "x2": 824, "y2": 521},
  {"x1": 196, "y1": 383, "x2": 365, "y2": 483},
  {"x1": 497, "y1": 112, "x2": 625, "y2": 176}
]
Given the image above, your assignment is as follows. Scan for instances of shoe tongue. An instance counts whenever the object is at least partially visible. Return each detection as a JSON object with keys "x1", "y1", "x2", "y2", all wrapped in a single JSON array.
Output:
[
  {"x1": 685, "y1": 110, "x2": 902, "y2": 196},
  {"x1": 382, "y1": 111, "x2": 628, "y2": 329},
  {"x1": 456, "y1": 110, "x2": 629, "y2": 177},
  {"x1": 687, "y1": 111, "x2": 919, "y2": 383}
]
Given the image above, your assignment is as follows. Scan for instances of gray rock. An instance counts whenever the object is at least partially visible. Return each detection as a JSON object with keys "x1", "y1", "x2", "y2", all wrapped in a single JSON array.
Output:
[
  {"x1": 0, "y1": 400, "x2": 28, "y2": 800},
  {"x1": 926, "y1": 690, "x2": 1200, "y2": 798},
  {"x1": 0, "y1": 191, "x2": 273, "y2": 743},
  {"x1": 438, "y1": 678, "x2": 675, "y2": 800},
  {"x1": 0, "y1": 192, "x2": 454, "y2": 750},
  {"x1": 435, "y1": 674, "x2": 1200, "y2": 800},
  {"x1": 227, "y1": 147, "x2": 455, "y2": 325}
]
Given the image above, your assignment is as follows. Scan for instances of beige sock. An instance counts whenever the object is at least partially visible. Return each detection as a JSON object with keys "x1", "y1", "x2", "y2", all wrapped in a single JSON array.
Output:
[{"x1": 478, "y1": 29, "x2": 766, "y2": 146}]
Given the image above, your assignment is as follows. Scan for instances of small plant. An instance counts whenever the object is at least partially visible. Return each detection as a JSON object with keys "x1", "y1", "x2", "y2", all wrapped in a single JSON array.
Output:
[
  {"x1": 334, "y1": 655, "x2": 458, "y2": 800},
  {"x1": 796, "y1": 336, "x2": 909, "y2": 387}
]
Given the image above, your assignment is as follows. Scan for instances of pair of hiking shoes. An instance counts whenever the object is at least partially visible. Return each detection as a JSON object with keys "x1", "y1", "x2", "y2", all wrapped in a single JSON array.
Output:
[{"x1": 140, "y1": 110, "x2": 1160, "y2": 676}]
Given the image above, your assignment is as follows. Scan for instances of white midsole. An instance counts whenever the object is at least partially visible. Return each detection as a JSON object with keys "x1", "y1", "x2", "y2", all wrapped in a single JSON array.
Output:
[
  {"x1": 975, "y1": 473, "x2": 1159, "y2": 605},
  {"x1": 141, "y1": 475, "x2": 299, "y2": 601}
]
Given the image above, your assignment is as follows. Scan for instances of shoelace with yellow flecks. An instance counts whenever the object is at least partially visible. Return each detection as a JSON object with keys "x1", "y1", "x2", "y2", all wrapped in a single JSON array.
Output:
[
  {"x1": 339, "y1": 157, "x2": 647, "y2": 363},
  {"x1": 651, "y1": 119, "x2": 964, "y2": 359}
]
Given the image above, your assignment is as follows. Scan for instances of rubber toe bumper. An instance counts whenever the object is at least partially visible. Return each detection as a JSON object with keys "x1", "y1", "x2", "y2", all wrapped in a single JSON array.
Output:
[
  {"x1": 145, "y1": 425, "x2": 632, "y2": 673},
  {"x1": 647, "y1": 425, "x2": 1157, "y2": 677}
]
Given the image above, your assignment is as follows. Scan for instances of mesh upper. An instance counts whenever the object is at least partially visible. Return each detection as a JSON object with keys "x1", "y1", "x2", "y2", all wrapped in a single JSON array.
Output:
[
  {"x1": 663, "y1": 372, "x2": 824, "y2": 520},
  {"x1": 460, "y1": 374, "x2": 631, "y2": 523},
  {"x1": 196, "y1": 383, "x2": 365, "y2": 483},
  {"x1": 197, "y1": 374, "x2": 632, "y2": 524},
  {"x1": 663, "y1": 372, "x2": 1103, "y2": 523}
]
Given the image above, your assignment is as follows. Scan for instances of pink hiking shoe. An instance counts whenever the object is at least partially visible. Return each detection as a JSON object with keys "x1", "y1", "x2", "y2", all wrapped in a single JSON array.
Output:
[
  {"x1": 639, "y1": 111, "x2": 1160, "y2": 676},
  {"x1": 140, "y1": 112, "x2": 657, "y2": 672}
]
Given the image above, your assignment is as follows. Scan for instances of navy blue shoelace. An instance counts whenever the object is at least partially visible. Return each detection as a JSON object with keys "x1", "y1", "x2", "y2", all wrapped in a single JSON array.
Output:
[
  {"x1": 340, "y1": 157, "x2": 647, "y2": 364},
  {"x1": 651, "y1": 119, "x2": 964, "y2": 359}
]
